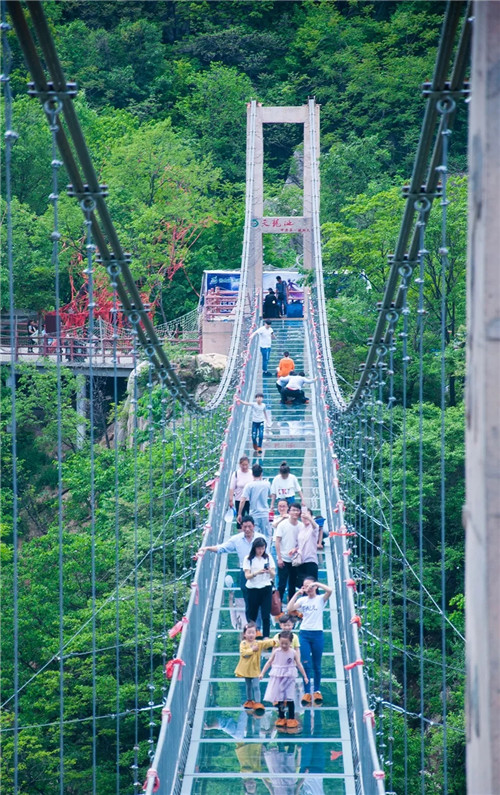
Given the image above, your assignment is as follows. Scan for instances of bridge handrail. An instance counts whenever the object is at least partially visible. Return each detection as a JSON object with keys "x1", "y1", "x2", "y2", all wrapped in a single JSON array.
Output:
[
  {"x1": 306, "y1": 299, "x2": 385, "y2": 795},
  {"x1": 143, "y1": 298, "x2": 259, "y2": 795},
  {"x1": 307, "y1": 96, "x2": 384, "y2": 793},
  {"x1": 307, "y1": 99, "x2": 347, "y2": 413}
]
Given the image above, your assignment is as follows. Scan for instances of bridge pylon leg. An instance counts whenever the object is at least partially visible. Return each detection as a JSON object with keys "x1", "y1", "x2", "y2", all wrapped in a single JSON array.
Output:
[{"x1": 466, "y1": 4, "x2": 500, "y2": 792}]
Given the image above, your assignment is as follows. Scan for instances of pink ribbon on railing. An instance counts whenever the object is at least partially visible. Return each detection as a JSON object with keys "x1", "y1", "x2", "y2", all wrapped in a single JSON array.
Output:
[
  {"x1": 373, "y1": 770, "x2": 386, "y2": 780},
  {"x1": 363, "y1": 709, "x2": 375, "y2": 727},
  {"x1": 350, "y1": 615, "x2": 362, "y2": 628},
  {"x1": 142, "y1": 769, "x2": 160, "y2": 792},
  {"x1": 165, "y1": 658, "x2": 185, "y2": 680},
  {"x1": 345, "y1": 578, "x2": 357, "y2": 592},
  {"x1": 162, "y1": 707, "x2": 172, "y2": 723},
  {"x1": 344, "y1": 658, "x2": 364, "y2": 671},
  {"x1": 168, "y1": 616, "x2": 189, "y2": 639}
]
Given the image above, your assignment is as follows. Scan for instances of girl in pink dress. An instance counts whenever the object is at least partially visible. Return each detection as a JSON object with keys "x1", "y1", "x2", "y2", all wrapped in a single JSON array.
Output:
[{"x1": 260, "y1": 630, "x2": 308, "y2": 729}]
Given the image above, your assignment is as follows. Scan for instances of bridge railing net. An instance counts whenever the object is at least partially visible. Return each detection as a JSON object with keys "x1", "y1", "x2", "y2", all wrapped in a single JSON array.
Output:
[
  {"x1": 146, "y1": 309, "x2": 259, "y2": 793},
  {"x1": 2, "y1": 4, "x2": 261, "y2": 790},
  {"x1": 143, "y1": 101, "x2": 259, "y2": 794},
  {"x1": 307, "y1": 98, "x2": 385, "y2": 795}
]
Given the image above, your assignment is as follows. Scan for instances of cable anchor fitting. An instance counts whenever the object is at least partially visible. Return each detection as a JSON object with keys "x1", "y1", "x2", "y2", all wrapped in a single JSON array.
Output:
[
  {"x1": 421, "y1": 80, "x2": 470, "y2": 100},
  {"x1": 67, "y1": 183, "x2": 109, "y2": 200},
  {"x1": 28, "y1": 81, "x2": 78, "y2": 100},
  {"x1": 402, "y1": 183, "x2": 442, "y2": 201}
]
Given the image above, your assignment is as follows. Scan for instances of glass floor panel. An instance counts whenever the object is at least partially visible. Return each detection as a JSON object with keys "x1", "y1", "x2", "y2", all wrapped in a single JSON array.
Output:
[
  {"x1": 187, "y1": 779, "x2": 348, "y2": 795},
  {"x1": 201, "y1": 708, "x2": 342, "y2": 739},
  {"x1": 205, "y1": 680, "x2": 339, "y2": 709},
  {"x1": 194, "y1": 738, "x2": 346, "y2": 774},
  {"x1": 181, "y1": 322, "x2": 353, "y2": 794}
]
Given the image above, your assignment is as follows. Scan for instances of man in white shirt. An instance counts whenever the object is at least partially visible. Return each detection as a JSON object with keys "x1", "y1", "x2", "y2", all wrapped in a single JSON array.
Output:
[
  {"x1": 198, "y1": 517, "x2": 265, "y2": 614},
  {"x1": 275, "y1": 503, "x2": 304, "y2": 600},
  {"x1": 238, "y1": 463, "x2": 271, "y2": 540},
  {"x1": 250, "y1": 321, "x2": 274, "y2": 376},
  {"x1": 280, "y1": 371, "x2": 317, "y2": 405}
]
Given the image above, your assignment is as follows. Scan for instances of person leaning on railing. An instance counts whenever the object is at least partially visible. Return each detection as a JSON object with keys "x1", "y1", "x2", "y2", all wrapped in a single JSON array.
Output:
[{"x1": 197, "y1": 517, "x2": 265, "y2": 618}]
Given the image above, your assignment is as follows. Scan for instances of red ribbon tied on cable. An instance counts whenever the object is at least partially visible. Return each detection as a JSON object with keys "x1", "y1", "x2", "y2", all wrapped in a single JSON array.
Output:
[
  {"x1": 165, "y1": 658, "x2": 185, "y2": 680},
  {"x1": 344, "y1": 658, "x2": 364, "y2": 671},
  {"x1": 373, "y1": 771, "x2": 386, "y2": 780},
  {"x1": 345, "y1": 578, "x2": 357, "y2": 592},
  {"x1": 142, "y1": 769, "x2": 160, "y2": 792},
  {"x1": 363, "y1": 709, "x2": 376, "y2": 727},
  {"x1": 350, "y1": 615, "x2": 362, "y2": 628},
  {"x1": 168, "y1": 616, "x2": 189, "y2": 639}
]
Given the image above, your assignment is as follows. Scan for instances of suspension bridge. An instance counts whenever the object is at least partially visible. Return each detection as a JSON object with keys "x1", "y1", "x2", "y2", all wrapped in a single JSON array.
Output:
[{"x1": 2, "y1": 1, "x2": 499, "y2": 794}]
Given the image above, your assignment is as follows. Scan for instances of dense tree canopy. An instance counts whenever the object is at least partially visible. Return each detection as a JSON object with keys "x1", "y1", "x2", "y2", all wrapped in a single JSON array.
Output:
[{"x1": 1, "y1": 2, "x2": 468, "y2": 792}]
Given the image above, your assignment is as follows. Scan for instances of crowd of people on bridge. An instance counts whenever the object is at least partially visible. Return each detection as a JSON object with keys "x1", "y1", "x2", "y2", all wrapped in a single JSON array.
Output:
[{"x1": 198, "y1": 453, "x2": 331, "y2": 730}]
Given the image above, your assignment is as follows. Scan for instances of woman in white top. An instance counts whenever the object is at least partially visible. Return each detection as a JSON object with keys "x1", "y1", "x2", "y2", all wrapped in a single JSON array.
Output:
[
  {"x1": 286, "y1": 577, "x2": 332, "y2": 705},
  {"x1": 243, "y1": 537, "x2": 276, "y2": 638},
  {"x1": 228, "y1": 456, "x2": 253, "y2": 527},
  {"x1": 270, "y1": 461, "x2": 304, "y2": 509}
]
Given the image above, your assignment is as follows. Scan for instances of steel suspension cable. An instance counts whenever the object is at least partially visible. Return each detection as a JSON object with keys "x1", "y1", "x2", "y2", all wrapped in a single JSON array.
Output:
[
  {"x1": 131, "y1": 330, "x2": 140, "y2": 794},
  {"x1": 80, "y1": 196, "x2": 99, "y2": 795},
  {"x1": 109, "y1": 263, "x2": 121, "y2": 795},
  {"x1": 415, "y1": 197, "x2": 430, "y2": 795},
  {"x1": 400, "y1": 260, "x2": 411, "y2": 795},
  {"x1": 436, "y1": 95, "x2": 455, "y2": 794},
  {"x1": 147, "y1": 365, "x2": 156, "y2": 766},
  {"x1": 45, "y1": 92, "x2": 66, "y2": 795},
  {"x1": 1, "y1": 8, "x2": 19, "y2": 792}
]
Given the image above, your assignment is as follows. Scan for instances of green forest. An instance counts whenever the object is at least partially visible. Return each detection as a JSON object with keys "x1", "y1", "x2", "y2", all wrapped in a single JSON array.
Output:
[{"x1": 1, "y1": 2, "x2": 467, "y2": 793}]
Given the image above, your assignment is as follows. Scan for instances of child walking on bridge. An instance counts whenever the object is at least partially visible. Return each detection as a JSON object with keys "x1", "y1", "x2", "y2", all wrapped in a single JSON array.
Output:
[
  {"x1": 237, "y1": 393, "x2": 270, "y2": 454},
  {"x1": 261, "y1": 630, "x2": 308, "y2": 730},
  {"x1": 235, "y1": 621, "x2": 274, "y2": 715}
]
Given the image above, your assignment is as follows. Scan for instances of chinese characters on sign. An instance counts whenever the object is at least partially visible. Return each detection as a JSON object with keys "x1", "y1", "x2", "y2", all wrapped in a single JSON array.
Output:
[{"x1": 251, "y1": 217, "x2": 312, "y2": 233}]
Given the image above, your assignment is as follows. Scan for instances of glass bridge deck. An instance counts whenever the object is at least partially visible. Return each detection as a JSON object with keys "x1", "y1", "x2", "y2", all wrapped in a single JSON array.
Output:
[{"x1": 181, "y1": 320, "x2": 355, "y2": 794}]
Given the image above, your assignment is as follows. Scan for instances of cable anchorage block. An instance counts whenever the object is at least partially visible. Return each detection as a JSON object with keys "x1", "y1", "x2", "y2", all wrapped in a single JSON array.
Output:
[
  {"x1": 421, "y1": 80, "x2": 470, "y2": 99},
  {"x1": 67, "y1": 183, "x2": 109, "y2": 199},
  {"x1": 28, "y1": 80, "x2": 78, "y2": 100},
  {"x1": 401, "y1": 183, "x2": 442, "y2": 200}
]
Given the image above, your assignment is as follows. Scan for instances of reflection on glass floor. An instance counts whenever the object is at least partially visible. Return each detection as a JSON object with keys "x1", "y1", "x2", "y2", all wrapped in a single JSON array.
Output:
[{"x1": 180, "y1": 321, "x2": 354, "y2": 794}]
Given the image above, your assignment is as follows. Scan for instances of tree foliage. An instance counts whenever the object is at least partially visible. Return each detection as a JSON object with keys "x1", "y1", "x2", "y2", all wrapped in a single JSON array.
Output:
[{"x1": 2, "y1": 2, "x2": 469, "y2": 791}]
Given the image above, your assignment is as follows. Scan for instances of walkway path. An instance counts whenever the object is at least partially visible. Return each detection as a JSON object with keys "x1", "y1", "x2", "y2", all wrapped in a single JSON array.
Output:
[{"x1": 181, "y1": 320, "x2": 355, "y2": 794}]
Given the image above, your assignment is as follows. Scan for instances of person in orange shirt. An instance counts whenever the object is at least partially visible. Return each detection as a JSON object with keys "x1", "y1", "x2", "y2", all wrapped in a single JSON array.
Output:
[{"x1": 277, "y1": 351, "x2": 295, "y2": 378}]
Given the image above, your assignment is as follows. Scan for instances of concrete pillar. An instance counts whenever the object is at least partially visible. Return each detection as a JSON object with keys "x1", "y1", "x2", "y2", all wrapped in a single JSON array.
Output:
[
  {"x1": 303, "y1": 102, "x2": 320, "y2": 271},
  {"x1": 76, "y1": 374, "x2": 86, "y2": 449},
  {"x1": 252, "y1": 103, "x2": 264, "y2": 301},
  {"x1": 465, "y1": 5, "x2": 500, "y2": 792},
  {"x1": 248, "y1": 103, "x2": 320, "y2": 292}
]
